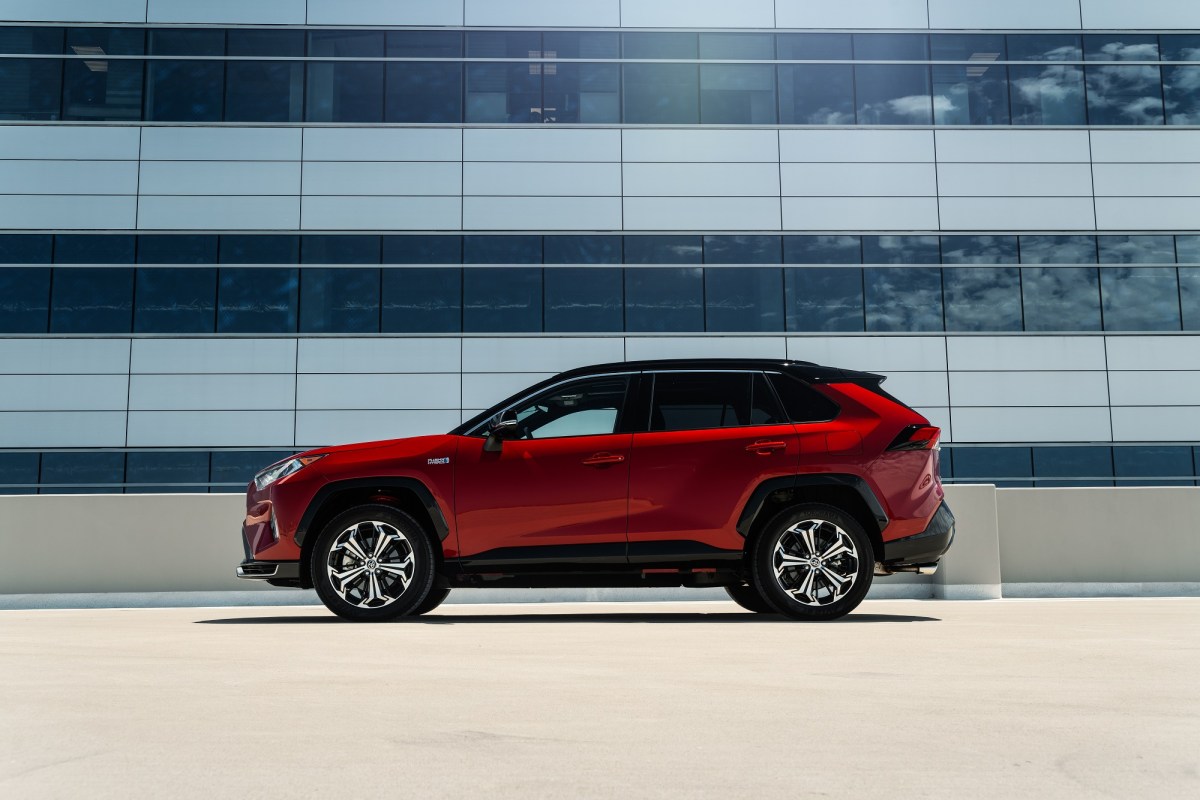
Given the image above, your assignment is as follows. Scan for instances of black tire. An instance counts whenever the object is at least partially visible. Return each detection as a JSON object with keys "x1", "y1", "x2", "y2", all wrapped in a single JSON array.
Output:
[
  {"x1": 724, "y1": 583, "x2": 776, "y2": 614},
  {"x1": 412, "y1": 585, "x2": 451, "y2": 616},
  {"x1": 750, "y1": 503, "x2": 874, "y2": 621},
  {"x1": 311, "y1": 504, "x2": 435, "y2": 622}
]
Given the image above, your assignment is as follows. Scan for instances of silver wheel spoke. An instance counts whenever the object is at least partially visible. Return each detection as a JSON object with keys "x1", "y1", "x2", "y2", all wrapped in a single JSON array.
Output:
[
  {"x1": 333, "y1": 565, "x2": 367, "y2": 584},
  {"x1": 341, "y1": 529, "x2": 370, "y2": 561},
  {"x1": 326, "y1": 521, "x2": 414, "y2": 609},
  {"x1": 773, "y1": 519, "x2": 859, "y2": 608},
  {"x1": 371, "y1": 523, "x2": 395, "y2": 558},
  {"x1": 798, "y1": 524, "x2": 819, "y2": 557}
]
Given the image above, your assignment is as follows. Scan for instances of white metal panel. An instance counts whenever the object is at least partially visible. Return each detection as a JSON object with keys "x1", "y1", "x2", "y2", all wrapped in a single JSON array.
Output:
[
  {"x1": 1111, "y1": 407, "x2": 1200, "y2": 442},
  {"x1": 1095, "y1": 198, "x2": 1200, "y2": 231},
  {"x1": 625, "y1": 197, "x2": 781, "y2": 231},
  {"x1": 140, "y1": 127, "x2": 301, "y2": 161},
  {"x1": 128, "y1": 374, "x2": 296, "y2": 411},
  {"x1": 952, "y1": 407, "x2": 1112, "y2": 443},
  {"x1": 464, "y1": 197, "x2": 622, "y2": 230},
  {"x1": 1093, "y1": 164, "x2": 1200, "y2": 197},
  {"x1": 780, "y1": 130, "x2": 934, "y2": 163},
  {"x1": 1090, "y1": 130, "x2": 1200, "y2": 162},
  {"x1": 0, "y1": 375, "x2": 128, "y2": 411},
  {"x1": 0, "y1": 1, "x2": 146, "y2": 23},
  {"x1": 137, "y1": 196, "x2": 299, "y2": 230},
  {"x1": 131, "y1": 339, "x2": 296, "y2": 374},
  {"x1": 939, "y1": 198, "x2": 1096, "y2": 231},
  {"x1": 296, "y1": 410, "x2": 462, "y2": 446},
  {"x1": 624, "y1": 337, "x2": 787, "y2": 362},
  {"x1": 147, "y1": 0, "x2": 304, "y2": 24},
  {"x1": 1106, "y1": 336, "x2": 1200, "y2": 370},
  {"x1": 624, "y1": 163, "x2": 780, "y2": 197},
  {"x1": 928, "y1": 0, "x2": 1082, "y2": 29},
  {"x1": 1109, "y1": 372, "x2": 1200, "y2": 406},
  {"x1": 623, "y1": 130, "x2": 778, "y2": 163},
  {"x1": 127, "y1": 411, "x2": 294, "y2": 447},
  {"x1": 0, "y1": 412, "x2": 126, "y2": 448},
  {"x1": 297, "y1": 374, "x2": 460, "y2": 410},
  {"x1": 786, "y1": 336, "x2": 948, "y2": 372},
  {"x1": 782, "y1": 197, "x2": 939, "y2": 231},
  {"x1": 298, "y1": 338, "x2": 461, "y2": 374},
  {"x1": 0, "y1": 125, "x2": 138, "y2": 160},
  {"x1": 947, "y1": 337, "x2": 1108, "y2": 372},
  {"x1": 138, "y1": 162, "x2": 301, "y2": 196},
  {"x1": 464, "y1": 162, "x2": 621, "y2": 197},
  {"x1": 621, "y1": 0, "x2": 775, "y2": 28},
  {"x1": 935, "y1": 130, "x2": 1091, "y2": 163},
  {"x1": 775, "y1": 0, "x2": 928, "y2": 29},
  {"x1": 881, "y1": 372, "x2": 950, "y2": 408},
  {"x1": 464, "y1": 129, "x2": 620, "y2": 163},
  {"x1": 303, "y1": 162, "x2": 462, "y2": 196},
  {"x1": 936, "y1": 164, "x2": 1093, "y2": 197},
  {"x1": 0, "y1": 195, "x2": 137, "y2": 230},
  {"x1": 0, "y1": 339, "x2": 130, "y2": 375},
  {"x1": 950, "y1": 372, "x2": 1110, "y2": 407},
  {"x1": 0, "y1": 161, "x2": 138, "y2": 196},
  {"x1": 1081, "y1": 0, "x2": 1200, "y2": 29},
  {"x1": 303, "y1": 128, "x2": 462, "y2": 162},
  {"x1": 462, "y1": 337, "x2": 625, "y2": 373},
  {"x1": 465, "y1": 0, "x2": 620, "y2": 26},
  {"x1": 461, "y1": 373, "x2": 555, "y2": 409},
  {"x1": 300, "y1": 196, "x2": 461, "y2": 231},
  {"x1": 781, "y1": 163, "x2": 937, "y2": 197},
  {"x1": 306, "y1": 0, "x2": 463, "y2": 26}
]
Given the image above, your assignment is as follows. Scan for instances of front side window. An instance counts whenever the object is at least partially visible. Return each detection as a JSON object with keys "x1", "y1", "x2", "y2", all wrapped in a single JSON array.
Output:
[
  {"x1": 649, "y1": 372, "x2": 783, "y2": 432},
  {"x1": 503, "y1": 376, "x2": 630, "y2": 440}
]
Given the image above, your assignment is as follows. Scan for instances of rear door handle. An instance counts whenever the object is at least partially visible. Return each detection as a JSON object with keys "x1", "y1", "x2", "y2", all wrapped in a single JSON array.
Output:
[
  {"x1": 745, "y1": 440, "x2": 787, "y2": 455},
  {"x1": 582, "y1": 452, "x2": 626, "y2": 466}
]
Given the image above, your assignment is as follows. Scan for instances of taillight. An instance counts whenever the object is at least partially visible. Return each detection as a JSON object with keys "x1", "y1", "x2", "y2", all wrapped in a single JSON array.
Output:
[{"x1": 887, "y1": 425, "x2": 941, "y2": 451}]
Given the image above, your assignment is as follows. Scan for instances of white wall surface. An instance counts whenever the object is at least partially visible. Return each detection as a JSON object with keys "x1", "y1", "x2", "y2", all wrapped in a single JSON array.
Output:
[
  {"x1": 927, "y1": 0, "x2": 1081, "y2": 29},
  {"x1": 147, "y1": 0, "x2": 306, "y2": 24}
]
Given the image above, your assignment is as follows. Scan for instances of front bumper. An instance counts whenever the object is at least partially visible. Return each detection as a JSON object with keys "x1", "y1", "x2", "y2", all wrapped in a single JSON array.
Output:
[
  {"x1": 236, "y1": 559, "x2": 302, "y2": 587},
  {"x1": 881, "y1": 501, "x2": 955, "y2": 566}
]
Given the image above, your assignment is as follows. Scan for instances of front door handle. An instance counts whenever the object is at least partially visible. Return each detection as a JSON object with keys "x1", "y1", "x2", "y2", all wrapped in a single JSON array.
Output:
[
  {"x1": 745, "y1": 440, "x2": 787, "y2": 455},
  {"x1": 582, "y1": 452, "x2": 626, "y2": 466}
]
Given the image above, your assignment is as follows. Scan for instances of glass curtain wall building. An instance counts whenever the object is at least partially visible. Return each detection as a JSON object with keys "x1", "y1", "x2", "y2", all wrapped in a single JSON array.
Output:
[{"x1": 1, "y1": 0, "x2": 1199, "y2": 492}]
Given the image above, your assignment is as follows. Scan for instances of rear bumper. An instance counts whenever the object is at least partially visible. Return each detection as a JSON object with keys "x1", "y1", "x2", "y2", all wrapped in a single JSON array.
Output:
[
  {"x1": 236, "y1": 559, "x2": 301, "y2": 587},
  {"x1": 881, "y1": 501, "x2": 955, "y2": 566}
]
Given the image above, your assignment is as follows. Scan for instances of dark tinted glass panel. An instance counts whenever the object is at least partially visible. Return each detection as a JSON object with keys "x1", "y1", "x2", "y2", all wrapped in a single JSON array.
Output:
[
  {"x1": 1019, "y1": 235, "x2": 1097, "y2": 264},
  {"x1": 382, "y1": 267, "x2": 461, "y2": 332},
  {"x1": 217, "y1": 268, "x2": 298, "y2": 333},
  {"x1": 1179, "y1": 236, "x2": 1200, "y2": 263},
  {"x1": 56, "y1": 235, "x2": 135, "y2": 264},
  {"x1": 0, "y1": 26, "x2": 63, "y2": 54},
  {"x1": 1100, "y1": 268, "x2": 1181, "y2": 331},
  {"x1": 941, "y1": 235, "x2": 1018, "y2": 264},
  {"x1": 854, "y1": 34, "x2": 928, "y2": 60},
  {"x1": 40, "y1": 452, "x2": 124, "y2": 494},
  {"x1": 933, "y1": 64, "x2": 1010, "y2": 125},
  {"x1": 699, "y1": 33, "x2": 774, "y2": 60},
  {"x1": 940, "y1": 448, "x2": 953, "y2": 481},
  {"x1": 148, "y1": 29, "x2": 223, "y2": 56},
  {"x1": 1113, "y1": 446, "x2": 1194, "y2": 487},
  {"x1": 385, "y1": 62, "x2": 462, "y2": 123},
  {"x1": 953, "y1": 447, "x2": 1032, "y2": 487},
  {"x1": 544, "y1": 62, "x2": 620, "y2": 123},
  {"x1": 50, "y1": 268, "x2": 133, "y2": 332},
  {"x1": 211, "y1": 451, "x2": 293, "y2": 489},
  {"x1": 1007, "y1": 34, "x2": 1082, "y2": 61},
  {"x1": 625, "y1": 268, "x2": 703, "y2": 332},
  {"x1": 931, "y1": 34, "x2": 1006, "y2": 61},
  {"x1": 704, "y1": 235, "x2": 781, "y2": 264},
  {"x1": 623, "y1": 63, "x2": 699, "y2": 124},
  {"x1": 146, "y1": 60, "x2": 223, "y2": 121},
  {"x1": 1034, "y1": 447, "x2": 1113, "y2": 488},
  {"x1": 66, "y1": 27, "x2": 144, "y2": 55},
  {"x1": 623, "y1": 33, "x2": 696, "y2": 60},
  {"x1": 125, "y1": 451, "x2": 210, "y2": 493},
  {"x1": 784, "y1": 267, "x2": 864, "y2": 332},
  {"x1": 1021, "y1": 267, "x2": 1101, "y2": 331},
  {"x1": 1009, "y1": 65, "x2": 1086, "y2": 125},
  {"x1": 1181, "y1": 267, "x2": 1200, "y2": 330},
  {"x1": 226, "y1": 61, "x2": 303, "y2": 122},
  {"x1": 465, "y1": 62, "x2": 541, "y2": 123},
  {"x1": 943, "y1": 268, "x2": 1022, "y2": 331},
  {"x1": 543, "y1": 32, "x2": 619, "y2": 59},
  {"x1": 624, "y1": 236, "x2": 702, "y2": 264},
  {"x1": 864, "y1": 268, "x2": 943, "y2": 332},
  {"x1": 306, "y1": 62, "x2": 383, "y2": 122},
  {"x1": 464, "y1": 235, "x2": 540, "y2": 264},
  {"x1": 0, "y1": 234, "x2": 51, "y2": 263},
  {"x1": 302, "y1": 235, "x2": 380, "y2": 264},
  {"x1": 1086, "y1": 66, "x2": 1164, "y2": 125},
  {"x1": 784, "y1": 235, "x2": 861, "y2": 264},
  {"x1": 138, "y1": 234, "x2": 217, "y2": 264},
  {"x1": 0, "y1": 453, "x2": 39, "y2": 495},
  {"x1": 227, "y1": 30, "x2": 304, "y2": 57},
  {"x1": 220, "y1": 235, "x2": 299, "y2": 264},
  {"x1": 62, "y1": 58, "x2": 143, "y2": 120},
  {"x1": 1084, "y1": 35, "x2": 1159, "y2": 62},
  {"x1": 1165, "y1": 67, "x2": 1200, "y2": 124},
  {"x1": 134, "y1": 268, "x2": 217, "y2": 333},
  {"x1": 387, "y1": 30, "x2": 462, "y2": 57},
  {"x1": 855, "y1": 65, "x2": 931, "y2": 124},
  {"x1": 767, "y1": 373, "x2": 839, "y2": 423},
  {"x1": 650, "y1": 373, "x2": 751, "y2": 432},
  {"x1": 700, "y1": 64, "x2": 776, "y2": 123},
  {"x1": 463, "y1": 268, "x2": 541, "y2": 332},
  {"x1": 750, "y1": 373, "x2": 787, "y2": 425},
  {"x1": 308, "y1": 31, "x2": 383, "y2": 57},
  {"x1": 300, "y1": 268, "x2": 380, "y2": 333},
  {"x1": 1098, "y1": 235, "x2": 1175, "y2": 264},
  {"x1": 382, "y1": 235, "x2": 461, "y2": 264},
  {"x1": 0, "y1": 58, "x2": 62, "y2": 119},
  {"x1": 0, "y1": 268, "x2": 50, "y2": 332},
  {"x1": 1161, "y1": 35, "x2": 1200, "y2": 62},
  {"x1": 544, "y1": 235, "x2": 621, "y2": 264},
  {"x1": 705, "y1": 268, "x2": 783, "y2": 332},
  {"x1": 544, "y1": 268, "x2": 622, "y2": 332},
  {"x1": 864, "y1": 235, "x2": 939, "y2": 264},
  {"x1": 776, "y1": 33, "x2": 852, "y2": 60},
  {"x1": 778, "y1": 64, "x2": 854, "y2": 124},
  {"x1": 466, "y1": 31, "x2": 540, "y2": 58}
]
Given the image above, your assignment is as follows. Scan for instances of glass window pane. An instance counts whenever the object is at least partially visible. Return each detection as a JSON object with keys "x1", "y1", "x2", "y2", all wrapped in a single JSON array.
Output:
[
  {"x1": 466, "y1": 31, "x2": 540, "y2": 58},
  {"x1": 1100, "y1": 267, "x2": 1181, "y2": 331},
  {"x1": 211, "y1": 451, "x2": 293, "y2": 491},
  {"x1": 0, "y1": 26, "x2": 63, "y2": 54},
  {"x1": 705, "y1": 267, "x2": 783, "y2": 332},
  {"x1": 308, "y1": 30, "x2": 383, "y2": 57},
  {"x1": 40, "y1": 452, "x2": 124, "y2": 494},
  {"x1": 1084, "y1": 35, "x2": 1159, "y2": 62},
  {"x1": 1181, "y1": 267, "x2": 1200, "y2": 330},
  {"x1": 0, "y1": 234, "x2": 51, "y2": 263},
  {"x1": 511, "y1": 376, "x2": 629, "y2": 440},
  {"x1": 1021, "y1": 267, "x2": 1101, "y2": 331},
  {"x1": 1086, "y1": 65, "x2": 1164, "y2": 125},
  {"x1": 146, "y1": 60, "x2": 223, "y2": 121},
  {"x1": 1161, "y1": 35, "x2": 1200, "y2": 62},
  {"x1": 66, "y1": 27, "x2": 143, "y2": 55},
  {"x1": 544, "y1": 268, "x2": 622, "y2": 332},
  {"x1": 56, "y1": 235, "x2": 135, "y2": 264},
  {"x1": 138, "y1": 234, "x2": 217, "y2": 264},
  {"x1": 217, "y1": 268, "x2": 298, "y2": 333},
  {"x1": 931, "y1": 33, "x2": 1006, "y2": 61},
  {"x1": 1177, "y1": 235, "x2": 1199, "y2": 263},
  {"x1": 134, "y1": 268, "x2": 217, "y2": 333},
  {"x1": 382, "y1": 268, "x2": 461, "y2": 332},
  {"x1": 853, "y1": 34, "x2": 928, "y2": 60},
  {"x1": 1164, "y1": 66, "x2": 1200, "y2": 124},
  {"x1": 0, "y1": 452, "x2": 39, "y2": 495},
  {"x1": 382, "y1": 235, "x2": 462, "y2": 264},
  {"x1": 625, "y1": 268, "x2": 703, "y2": 332},
  {"x1": 767, "y1": 373, "x2": 839, "y2": 423},
  {"x1": 933, "y1": 64, "x2": 1010, "y2": 125},
  {"x1": 1009, "y1": 65, "x2": 1086, "y2": 125},
  {"x1": 784, "y1": 235, "x2": 861, "y2": 264},
  {"x1": 940, "y1": 448, "x2": 953, "y2": 482},
  {"x1": 543, "y1": 62, "x2": 619, "y2": 123},
  {"x1": 227, "y1": 29, "x2": 304, "y2": 57},
  {"x1": 306, "y1": 62, "x2": 383, "y2": 122},
  {"x1": 463, "y1": 268, "x2": 541, "y2": 332},
  {"x1": 941, "y1": 235, "x2": 1018, "y2": 264},
  {"x1": 864, "y1": 268, "x2": 943, "y2": 332},
  {"x1": 226, "y1": 61, "x2": 303, "y2": 122},
  {"x1": 784, "y1": 267, "x2": 864, "y2": 332},
  {"x1": 385, "y1": 30, "x2": 461, "y2": 58},
  {"x1": 464, "y1": 235, "x2": 540, "y2": 264},
  {"x1": 148, "y1": 29, "x2": 224, "y2": 56},
  {"x1": 863, "y1": 235, "x2": 939, "y2": 264},
  {"x1": 62, "y1": 58, "x2": 143, "y2": 121},
  {"x1": 465, "y1": 62, "x2": 541, "y2": 123},
  {"x1": 543, "y1": 32, "x2": 619, "y2": 60},
  {"x1": 704, "y1": 235, "x2": 781, "y2": 264},
  {"x1": 385, "y1": 62, "x2": 462, "y2": 123},
  {"x1": 50, "y1": 268, "x2": 133, "y2": 333},
  {"x1": 953, "y1": 447, "x2": 1032, "y2": 487},
  {"x1": 1033, "y1": 446, "x2": 1113, "y2": 488},
  {"x1": 0, "y1": 58, "x2": 62, "y2": 119},
  {"x1": 943, "y1": 268, "x2": 1023, "y2": 331},
  {"x1": 126, "y1": 451, "x2": 210, "y2": 494},
  {"x1": 623, "y1": 63, "x2": 698, "y2": 124},
  {"x1": 650, "y1": 373, "x2": 752, "y2": 432},
  {"x1": 750, "y1": 373, "x2": 787, "y2": 425},
  {"x1": 301, "y1": 234, "x2": 380, "y2": 264},
  {"x1": 623, "y1": 33, "x2": 696, "y2": 60},
  {"x1": 1019, "y1": 235, "x2": 1096, "y2": 264},
  {"x1": 624, "y1": 236, "x2": 702, "y2": 264},
  {"x1": 1113, "y1": 446, "x2": 1195, "y2": 487},
  {"x1": 855, "y1": 65, "x2": 931, "y2": 124},
  {"x1": 219, "y1": 235, "x2": 299, "y2": 264},
  {"x1": 776, "y1": 33, "x2": 852, "y2": 60},
  {"x1": 1006, "y1": 34, "x2": 1082, "y2": 62},
  {"x1": 699, "y1": 33, "x2": 774, "y2": 60},
  {"x1": 778, "y1": 64, "x2": 854, "y2": 124},
  {"x1": 0, "y1": 268, "x2": 50, "y2": 332},
  {"x1": 544, "y1": 235, "x2": 621, "y2": 264},
  {"x1": 700, "y1": 64, "x2": 776, "y2": 123},
  {"x1": 300, "y1": 268, "x2": 380, "y2": 333},
  {"x1": 1098, "y1": 235, "x2": 1175, "y2": 264}
]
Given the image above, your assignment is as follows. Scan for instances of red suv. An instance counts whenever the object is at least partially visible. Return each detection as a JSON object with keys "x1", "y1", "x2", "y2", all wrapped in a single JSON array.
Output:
[{"x1": 237, "y1": 359, "x2": 953, "y2": 621}]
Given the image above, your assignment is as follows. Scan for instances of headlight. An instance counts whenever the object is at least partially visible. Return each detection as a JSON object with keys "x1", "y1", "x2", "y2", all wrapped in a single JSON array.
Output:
[{"x1": 254, "y1": 455, "x2": 324, "y2": 491}]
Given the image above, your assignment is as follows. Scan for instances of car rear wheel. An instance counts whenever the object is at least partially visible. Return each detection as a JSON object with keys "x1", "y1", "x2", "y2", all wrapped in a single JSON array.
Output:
[
  {"x1": 311, "y1": 504, "x2": 435, "y2": 622},
  {"x1": 751, "y1": 504, "x2": 873, "y2": 621},
  {"x1": 724, "y1": 582, "x2": 776, "y2": 614}
]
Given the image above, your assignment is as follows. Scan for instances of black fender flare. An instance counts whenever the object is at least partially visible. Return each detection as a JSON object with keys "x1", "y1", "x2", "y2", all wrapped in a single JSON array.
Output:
[
  {"x1": 735, "y1": 474, "x2": 889, "y2": 537},
  {"x1": 294, "y1": 478, "x2": 451, "y2": 547}
]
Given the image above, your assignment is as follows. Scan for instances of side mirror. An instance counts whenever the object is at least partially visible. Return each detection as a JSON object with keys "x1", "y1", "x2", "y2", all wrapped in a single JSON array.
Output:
[{"x1": 483, "y1": 418, "x2": 519, "y2": 453}]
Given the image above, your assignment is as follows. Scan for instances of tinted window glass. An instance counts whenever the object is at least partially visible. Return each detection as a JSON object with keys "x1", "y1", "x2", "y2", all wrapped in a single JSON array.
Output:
[
  {"x1": 544, "y1": 268, "x2": 622, "y2": 332},
  {"x1": 0, "y1": 234, "x2": 51, "y2": 263},
  {"x1": 386, "y1": 62, "x2": 462, "y2": 123},
  {"x1": 768, "y1": 373, "x2": 839, "y2": 423},
  {"x1": 623, "y1": 33, "x2": 696, "y2": 60},
  {"x1": 306, "y1": 62, "x2": 383, "y2": 122},
  {"x1": 220, "y1": 235, "x2": 299, "y2": 265},
  {"x1": 776, "y1": 33, "x2": 852, "y2": 60},
  {"x1": 134, "y1": 268, "x2": 217, "y2": 333},
  {"x1": 1113, "y1": 446, "x2": 1195, "y2": 487},
  {"x1": 387, "y1": 30, "x2": 462, "y2": 58},
  {"x1": 465, "y1": 62, "x2": 541, "y2": 123},
  {"x1": 699, "y1": 33, "x2": 774, "y2": 60},
  {"x1": 382, "y1": 235, "x2": 462, "y2": 264},
  {"x1": 226, "y1": 61, "x2": 303, "y2": 122},
  {"x1": 624, "y1": 64, "x2": 699, "y2": 124},
  {"x1": 544, "y1": 32, "x2": 619, "y2": 60},
  {"x1": 138, "y1": 235, "x2": 217, "y2": 264},
  {"x1": 952, "y1": 447, "x2": 1033, "y2": 487},
  {"x1": 1161, "y1": 35, "x2": 1200, "y2": 62},
  {"x1": 855, "y1": 65, "x2": 931, "y2": 124},
  {"x1": 148, "y1": 29, "x2": 224, "y2": 56},
  {"x1": 50, "y1": 268, "x2": 133, "y2": 333},
  {"x1": 125, "y1": 451, "x2": 210, "y2": 494},
  {"x1": 933, "y1": 64, "x2": 1010, "y2": 125},
  {"x1": 62, "y1": 57, "x2": 143, "y2": 121},
  {"x1": 1007, "y1": 34, "x2": 1082, "y2": 61},
  {"x1": 466, "y1": 31, "x2": 540, "y2": 58},
  {"x1": 784, "y1": 235, "x2": 861, "y2": 264},
  {"x1": 382, "y1": 267, "x2": 461, "y2": 333},
  {"x1": 864, "y1": 268, "x2": 943, "y2": 332},
  {"x1": 0, "y1": 268, "x2": 51, "y2": 333},
  {"x1": 302, "y1": 235, "x2": 380, "y2": 264},
  {"x1": 784, "y1": 267, "x2": 864, "y2": 332},
  {"x1": 0, "y1": 58, "x2": 62, "y2": 119},
  {"x1": 463, "y1": 268, "x2": 541, "y2": 332},
  {"x1": 227, "y1": 30, "x2": 304, "y2": 57},
  {"x1": 217, "y1": 268, "x2": 298, "y2": 333},
  {"x1": 624, "y1": 236, "x2": 702, "y2": 265},
  {"x1": 854, "y1": 34, "x2": 928, "y2": 60},
  {"x1": 1165, "y1": 66, "x2": 1200, "y2": 124},
  {"x1": 1100, "y1": 268, "x2": 1181, "y2": 331},
  {"x1": 1181, "y1": 267, "x2": 1200, "y2": 330},
  {"x1": 1086, "y1": 66, "x2": 1164, "y2": 125},
  {"x1": 1019, "y1": 235, "x2": 1097, "y2": 264},
  {"x1": 941, "y1": 235, "x2": 1018, "y2": 264},
  {"x1": 0, "y1": 26, "x2": 63, "y2": 54},
  {"x1": 509, "y1": 376, "x2": 629, "y2": 439},
  {"x1": 650, "y1": 373, "x2": 752, "y2": 432},
  {"x1": 1021, "y1": 267, "x2": 1101, "y2": 331},
  {"x1": 1098, "y1": 235, "x2": 1175, "y2": 264},
  {"x1": 704, "y1": 235, "x2": 781, "y2": 264},
  {"x1": 864, "y1": 235, "x2": 939, "y2": 264},
  {"x1": 1009, "y1": 65, "x2": 1086, "y2": 125},
  {"x1": 944, "y1": 268, "x2": 1023, "y2": 332},
  {"x1": 750, "y1": 373, "x2": 788, "y2": 425},
  {"x1": 931, "y1": 34, "x2": 1006, "y2": 62},
  {"x1": 543, "y1": 62, "x2": 620, "y2": 123},
  {"x1": 66, "y1": 27, "x2": 143, "y2": 55},
  {"x1": 146, "y1": 60, "x2": 223, "y2": 121},
  {"x1": 300, "y1": 268, "x2": 381, "y2": 333},
  {"x1": 1084, "y1": 35, "x2": 1159, "y2": 62},
  {"x1": 544, "y1": 235, "x2": 621, "y2": 264},
  {"x1": 40, "y1": 452, "x2": 124, "y2": 494},
  {"x1": 309, "y1": 31, "x2": 383, "y2": 57},
  {"x1": 55, "y1": 234, "x2": 135, "y2": 264},
  {"x1": 778, "y1": 64, "x2": 854, "y2": 124},
  {"x1": 1178, "y1": 236, "x2": 1200, "y2": 263},
  {"x1": 700, "y1": 64, "x2": 776, "y2": 124},
  {"x1": 0, "y1": 452, "x2": 39, "y2": 495},
  {"x1": 464, "y1": 235, "x2": 540, "y2": 264},
  {"x1": 1033, "y1": 446, "x2": 1113, "y2": 488},
  {"x1": 705, "y1": 268, "x2": 784, "y2": 332},
  {"x1": 211, "y1": 451, "x2": 293, "y2": 490},
  {"x1": 625, "y1": 268, "x2": 703, "y2": 332}
]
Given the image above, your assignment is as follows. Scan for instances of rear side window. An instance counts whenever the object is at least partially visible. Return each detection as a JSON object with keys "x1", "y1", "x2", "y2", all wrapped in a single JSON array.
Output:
[
  {"x1": 650, "y1": 372, "x2": 750, "y2": 431},
  {"x1": 767, "y1": 373, "x2": 839, "y2": 423}
]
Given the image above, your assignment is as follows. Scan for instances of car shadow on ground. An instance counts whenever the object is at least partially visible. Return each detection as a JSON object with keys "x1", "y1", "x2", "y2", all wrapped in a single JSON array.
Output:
[{"x1": 195, "y1": 611, "x2": 939, "y2": 625}]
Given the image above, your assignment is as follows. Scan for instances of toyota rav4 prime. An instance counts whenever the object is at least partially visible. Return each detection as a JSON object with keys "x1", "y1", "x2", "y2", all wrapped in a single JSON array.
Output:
[{"x1": 237, "y1": 359, "x2": 953, "y2": 621}]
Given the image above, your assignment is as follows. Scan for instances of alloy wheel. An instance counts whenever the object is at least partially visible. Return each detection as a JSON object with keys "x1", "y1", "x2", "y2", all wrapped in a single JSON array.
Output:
[
  {"x1": 325, "y1": 521, "x2": 415, "y2": 609},
  {"x1": 772, "y1": 519, "x2": 860, "y2": 607}
]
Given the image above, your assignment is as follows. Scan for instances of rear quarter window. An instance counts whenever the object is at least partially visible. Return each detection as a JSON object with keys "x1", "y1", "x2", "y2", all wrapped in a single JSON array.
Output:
[{"x1": 767, "y1": 373, "x2": 839, "y2": 423}]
